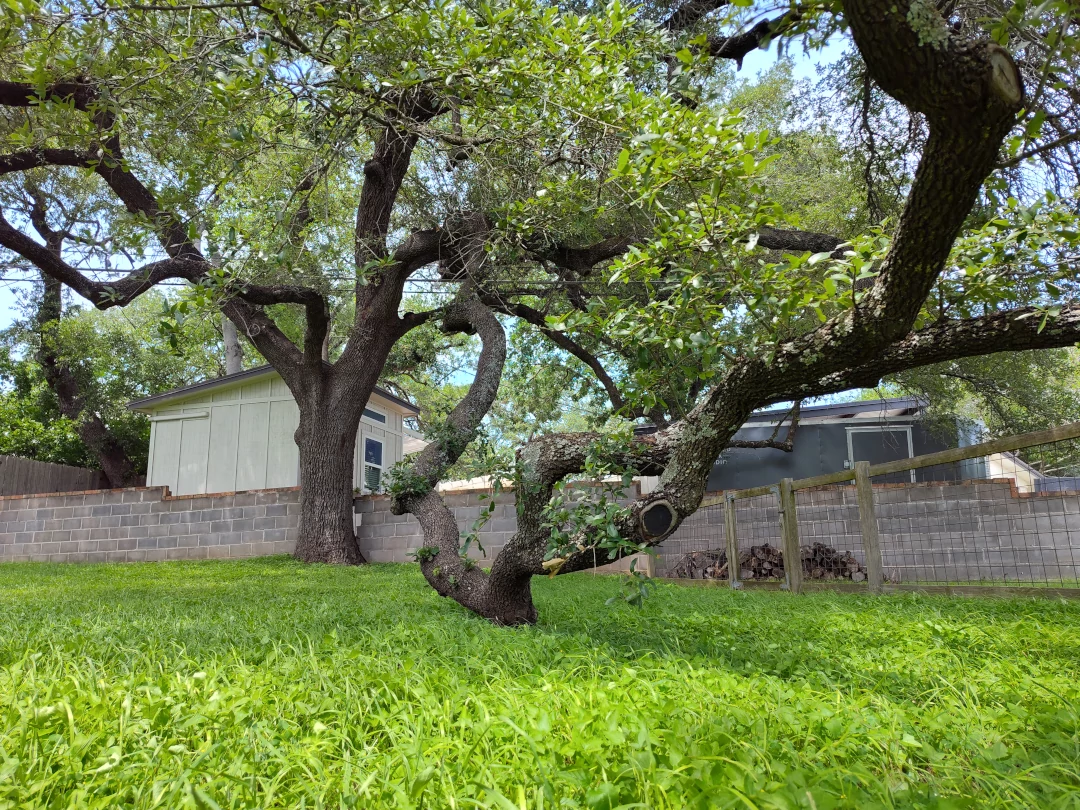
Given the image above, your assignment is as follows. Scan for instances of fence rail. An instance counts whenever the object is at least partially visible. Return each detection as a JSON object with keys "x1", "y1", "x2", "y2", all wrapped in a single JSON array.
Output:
[
  {"x1": 0, "y1": 455, "x2": 107, "y2": 497},
  {"x1": 682, "y1": 421, "x2": 1080, "y2": 596}
]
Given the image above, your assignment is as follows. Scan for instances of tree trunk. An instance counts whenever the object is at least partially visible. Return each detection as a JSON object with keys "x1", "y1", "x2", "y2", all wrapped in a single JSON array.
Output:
[
  {"x1": 36, "y1": 274, "x2": 140, "y2": 488},
  {"x1": 292, "y1": 403, "x2": 365, "y2": 564},
  {"x1": 483, "y1": 568, "x2": 538, "y2": 625},
  {"x1": 222, "y1": 313, "x2": 243, "y2": 375}
]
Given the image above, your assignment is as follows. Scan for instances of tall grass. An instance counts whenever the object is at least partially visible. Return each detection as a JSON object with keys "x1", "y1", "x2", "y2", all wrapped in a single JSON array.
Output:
[{"x1": 1, "y1": 558, "x2": 1078, "y2": 809}]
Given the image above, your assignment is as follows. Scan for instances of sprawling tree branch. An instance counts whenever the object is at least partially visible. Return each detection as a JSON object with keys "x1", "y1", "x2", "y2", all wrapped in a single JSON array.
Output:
[
  {"x1": 784, "y1": 304, "x2": 1080, "y2": 400},
  {"x1": 389, "y1": 294, "x2": 510, "y2": 615},
  {"x1": 727, "y1": 400, "x2": 801, "y2": 450},
  {"x1": 486, "y1": 298, "x2": 629, "y2": 413}
]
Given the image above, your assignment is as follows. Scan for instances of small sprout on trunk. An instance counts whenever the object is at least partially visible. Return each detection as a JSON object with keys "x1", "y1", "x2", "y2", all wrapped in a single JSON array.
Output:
[{"x1": 412, "y1": 546, "x2": 439, "y2": 563}]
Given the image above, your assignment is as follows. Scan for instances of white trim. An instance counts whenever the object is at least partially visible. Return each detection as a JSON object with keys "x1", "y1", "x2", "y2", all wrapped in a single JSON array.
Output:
[
  {"x1": 362, "y1": 405, "x2": 388, "y2": 425},
  {"x1": 362, "y1": 436, "x2": 385, "y2": 493},
  {"x1": 846, "y1": 425, "x2": 915, "y2": 482},
  {"x1": 150, "y1": 411, "x2": 209, "y2": 422}
]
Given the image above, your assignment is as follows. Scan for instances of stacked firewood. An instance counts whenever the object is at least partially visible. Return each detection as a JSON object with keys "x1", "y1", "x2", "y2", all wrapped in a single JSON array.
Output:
[
  {"x1": 801, "y1": 542, "x2": 867, "y2": 582},
  {"x1": 670, "y1": 542, "x2": 867, "y2": 582}
]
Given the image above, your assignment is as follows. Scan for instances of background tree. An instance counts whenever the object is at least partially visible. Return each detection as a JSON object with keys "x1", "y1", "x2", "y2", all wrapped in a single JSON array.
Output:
[
  {"x1": 0, "y1": 0, "x2": 644, "y2": 562},
  {"x1": 1, "y1": 290, "x2": 231, "y2": 477}
]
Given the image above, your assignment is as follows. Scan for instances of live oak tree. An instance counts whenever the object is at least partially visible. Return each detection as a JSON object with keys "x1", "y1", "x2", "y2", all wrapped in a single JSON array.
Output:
[
  {"x1": 382, "y1": 0, "x2": 1080, "y2": 624},
  {"x1": 0, "y1": 0, "x2": 642, "y2": 562}
]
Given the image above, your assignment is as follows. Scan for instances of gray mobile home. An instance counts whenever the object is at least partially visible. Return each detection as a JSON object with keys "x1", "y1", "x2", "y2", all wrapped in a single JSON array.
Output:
[{"x1": 638, "y1": 398, "x2": 976, "y2": 494}]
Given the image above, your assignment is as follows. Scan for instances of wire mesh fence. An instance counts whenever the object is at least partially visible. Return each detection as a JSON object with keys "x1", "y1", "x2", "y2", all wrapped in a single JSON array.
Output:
[
  {"x1": 662, "y1": 423, "x2": 1080, "y2": 596},
  {"x1": 871, "y1": 438, "x2": 1080, "y2": 587},
  {"x1": 793, "y1": 487, "x2": 869, "y2": 584},
  {"x1": 733, "y1": 492, "x2": 785, "y2": 582}
]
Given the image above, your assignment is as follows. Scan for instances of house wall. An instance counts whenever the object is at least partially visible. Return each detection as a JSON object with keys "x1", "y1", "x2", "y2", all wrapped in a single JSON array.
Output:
[
  {"x1": 144, "y1": 373, "x2": 407, "y2": 496},
  {"x1": 705, "y1": 421, "x2": 956, "y2": 491}
]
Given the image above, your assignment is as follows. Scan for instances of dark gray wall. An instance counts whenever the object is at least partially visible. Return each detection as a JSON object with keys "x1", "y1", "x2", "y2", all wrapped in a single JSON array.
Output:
[{"x1": 706, "y1": 422, "x2": 957, "y2": 491}]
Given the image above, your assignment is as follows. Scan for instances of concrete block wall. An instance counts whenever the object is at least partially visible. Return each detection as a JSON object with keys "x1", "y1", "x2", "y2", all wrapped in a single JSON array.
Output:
[
  {"x1": 3, "y1": 478, "x2": 1078, "y2": 584},
  {"x1": 652, "y1": 480, "x2": 1080, "y2": 582},
  {"x1": 0, "y1": 486, "x2": 300, "y2": 563},
  {"x1": 355, "y1": 490, "x2": 518, "y2": 563}
]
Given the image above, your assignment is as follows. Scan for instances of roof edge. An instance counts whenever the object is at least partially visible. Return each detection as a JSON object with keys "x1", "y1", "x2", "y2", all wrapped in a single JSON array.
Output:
[{"x1": 127, "y1": 364, "x2": 420, "y2": 414}]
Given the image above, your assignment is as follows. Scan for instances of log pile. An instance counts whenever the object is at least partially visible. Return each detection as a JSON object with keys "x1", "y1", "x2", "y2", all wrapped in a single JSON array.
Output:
[{"x1": 670, "y1": 542, "x2": 868, "y2": 582}]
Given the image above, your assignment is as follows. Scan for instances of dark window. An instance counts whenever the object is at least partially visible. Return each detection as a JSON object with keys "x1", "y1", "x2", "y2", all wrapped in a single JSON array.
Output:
[
  {"x1": 363, "y1": 407, "x2": 386, "y2": 424},
  {"x1": 364, "y1": 438, "x2": 383, "y2": 466}
]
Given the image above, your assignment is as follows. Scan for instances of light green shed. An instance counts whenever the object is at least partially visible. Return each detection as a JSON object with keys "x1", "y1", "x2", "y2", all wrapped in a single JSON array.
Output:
[{"x1": 128, "y1": 366, "x2": 419, "y2": 496}]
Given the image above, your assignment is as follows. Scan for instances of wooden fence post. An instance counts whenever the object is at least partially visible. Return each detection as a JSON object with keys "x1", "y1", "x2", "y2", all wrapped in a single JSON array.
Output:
[
  {"x1": 778, "y1": 478, "x2": 803, "y2": 594},
  {"x1": 854, "y1": 460, "x2": 884, "y2": 594},
  {"x1": 724, "y1": 493, "x2": 740, "y2": 589}
]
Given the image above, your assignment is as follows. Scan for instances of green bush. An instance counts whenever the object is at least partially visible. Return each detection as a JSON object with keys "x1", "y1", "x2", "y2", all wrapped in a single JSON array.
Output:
[{"x1": 0, "y1": 559, "x2": 1078, "y2": 808}]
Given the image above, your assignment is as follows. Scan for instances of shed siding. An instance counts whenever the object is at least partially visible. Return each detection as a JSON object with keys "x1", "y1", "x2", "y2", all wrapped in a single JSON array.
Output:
[
  {"x1": 176, "y1": 416, "x2": 210, "y2": 495},
  {"x1": 235, "y1": 402, "x2": 270, "y2": 491},
  {"x1": 150, "y1": 419, "x2": 182, "y2": 493},
  {"x1": 206, "y1": 405, "x2": 241, "y2": 493},
  {"x1": 143, "y1": 371, "x2": 411, "y2": 495},
  {"x1": 266, "y1": 399, "x2": 300, "y2": 488}
]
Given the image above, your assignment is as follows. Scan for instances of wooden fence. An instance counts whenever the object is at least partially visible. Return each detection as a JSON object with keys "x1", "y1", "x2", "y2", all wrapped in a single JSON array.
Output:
[
  {"x1": 703, "y1": 420, "x2": 1080, "y2": 596},
  {"x1": 0, "y1": 455, "x2": 108, "y2": 497}
]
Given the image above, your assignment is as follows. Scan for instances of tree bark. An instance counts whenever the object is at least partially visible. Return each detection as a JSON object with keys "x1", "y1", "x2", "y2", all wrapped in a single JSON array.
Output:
[
  {"x1": 36, "y1": 274, "x2": 139, "y2": 487},
  {"x1": 292, "y1": 395, "x2": 365, "y2": 564},
  {"x1": 222, "y1": 314, "x2": 243, "y2": 375}
]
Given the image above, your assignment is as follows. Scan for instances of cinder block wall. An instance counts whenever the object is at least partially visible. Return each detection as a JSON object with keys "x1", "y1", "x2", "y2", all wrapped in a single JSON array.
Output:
[
  {"x1": 0, "y1": 487, "x2": 300, "y2": 563},
  {"x1": 355, "y1": 490, "x2": 516, "y2": 563},
  {"x1": 654, "y1": 480, "x2": 1080, "y2": 582},
  {"x1": 4, "y1": 479, "x2": 1080, "y2": 584}
]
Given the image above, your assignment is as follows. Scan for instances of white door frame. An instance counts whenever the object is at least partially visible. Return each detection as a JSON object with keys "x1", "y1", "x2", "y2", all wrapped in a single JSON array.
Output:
[{"x1": 846, "y1": 425, "x2": 915, "y2": 482}]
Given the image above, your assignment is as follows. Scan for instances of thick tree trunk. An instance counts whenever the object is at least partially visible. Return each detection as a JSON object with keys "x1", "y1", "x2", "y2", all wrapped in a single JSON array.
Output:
[
  {"x1": 292, "y1": 404, "x2": 365, "y2": 564},
  {"x1": 483, "y1": 567, "x2": 538, "y2": 625}
]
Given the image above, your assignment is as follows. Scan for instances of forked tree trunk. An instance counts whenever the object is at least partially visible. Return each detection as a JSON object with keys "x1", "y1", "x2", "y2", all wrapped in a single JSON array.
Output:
[{"x1": 292, "y1": 403, "x2": 365, "y2": 564}]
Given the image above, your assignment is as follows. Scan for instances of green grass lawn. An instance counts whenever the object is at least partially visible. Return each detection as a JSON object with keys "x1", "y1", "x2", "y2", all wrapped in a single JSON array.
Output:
[{"x1": 1, "y1": 559, "x2": 1078, "y2": 809}]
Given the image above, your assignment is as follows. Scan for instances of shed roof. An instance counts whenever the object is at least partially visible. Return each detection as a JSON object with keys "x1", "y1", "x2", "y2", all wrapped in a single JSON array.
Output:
[
  {"x1": 746, "y1": 396, "x2": 922, "y2": 423},
  {"x1": 127, "y1": 364, "x2": 420, "y2": 414},
  {"x1": 633, "y1": 396, "x2": 924, "y2": 435}
]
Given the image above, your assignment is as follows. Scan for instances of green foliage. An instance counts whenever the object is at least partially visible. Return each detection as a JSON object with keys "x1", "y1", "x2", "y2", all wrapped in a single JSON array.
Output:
[
  {"x1": 0, "y1": 392, "x2": 89, "y2": 466},
  {"x1": 606, "y1": 557, "x2": 655, "y2": 608},
  {"x1": 411, "y1": 546, "x2": 440, "y2": 564},
  {"x1": 542, "y1": 423, "x2": 644, "y2": 568},
  {"x1": 882, "y1": 349, "x2": 1080, "y2": 440},
  {"x1": 0, "y1": 292, "x2": 232, "y2": 473},
  {"x1": 1, "y1": 560, "x2": 1079, "y2": 807}
]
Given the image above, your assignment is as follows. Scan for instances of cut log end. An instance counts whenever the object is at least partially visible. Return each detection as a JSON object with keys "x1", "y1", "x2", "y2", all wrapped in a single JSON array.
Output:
[
  {"x1": 987, "y1": 44, "x2": 1023, "y2": 107},
  {"x1": 639, "y1": 499, "x2": 675, "y2": 540}
]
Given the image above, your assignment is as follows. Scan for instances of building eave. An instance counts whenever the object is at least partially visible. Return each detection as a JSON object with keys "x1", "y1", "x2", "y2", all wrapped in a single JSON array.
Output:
[{"x1": 127, "y1": 364, "x2": 420, "y2": 414}]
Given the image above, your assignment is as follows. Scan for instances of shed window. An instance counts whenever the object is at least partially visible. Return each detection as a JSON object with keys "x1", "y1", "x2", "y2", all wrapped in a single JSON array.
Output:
[
  {"x1": 363, "y1": 407, "x2": 387, "y2": 424},
  {"x1": 363, "y1": 437, "x2": 384, "y2": 492}
]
